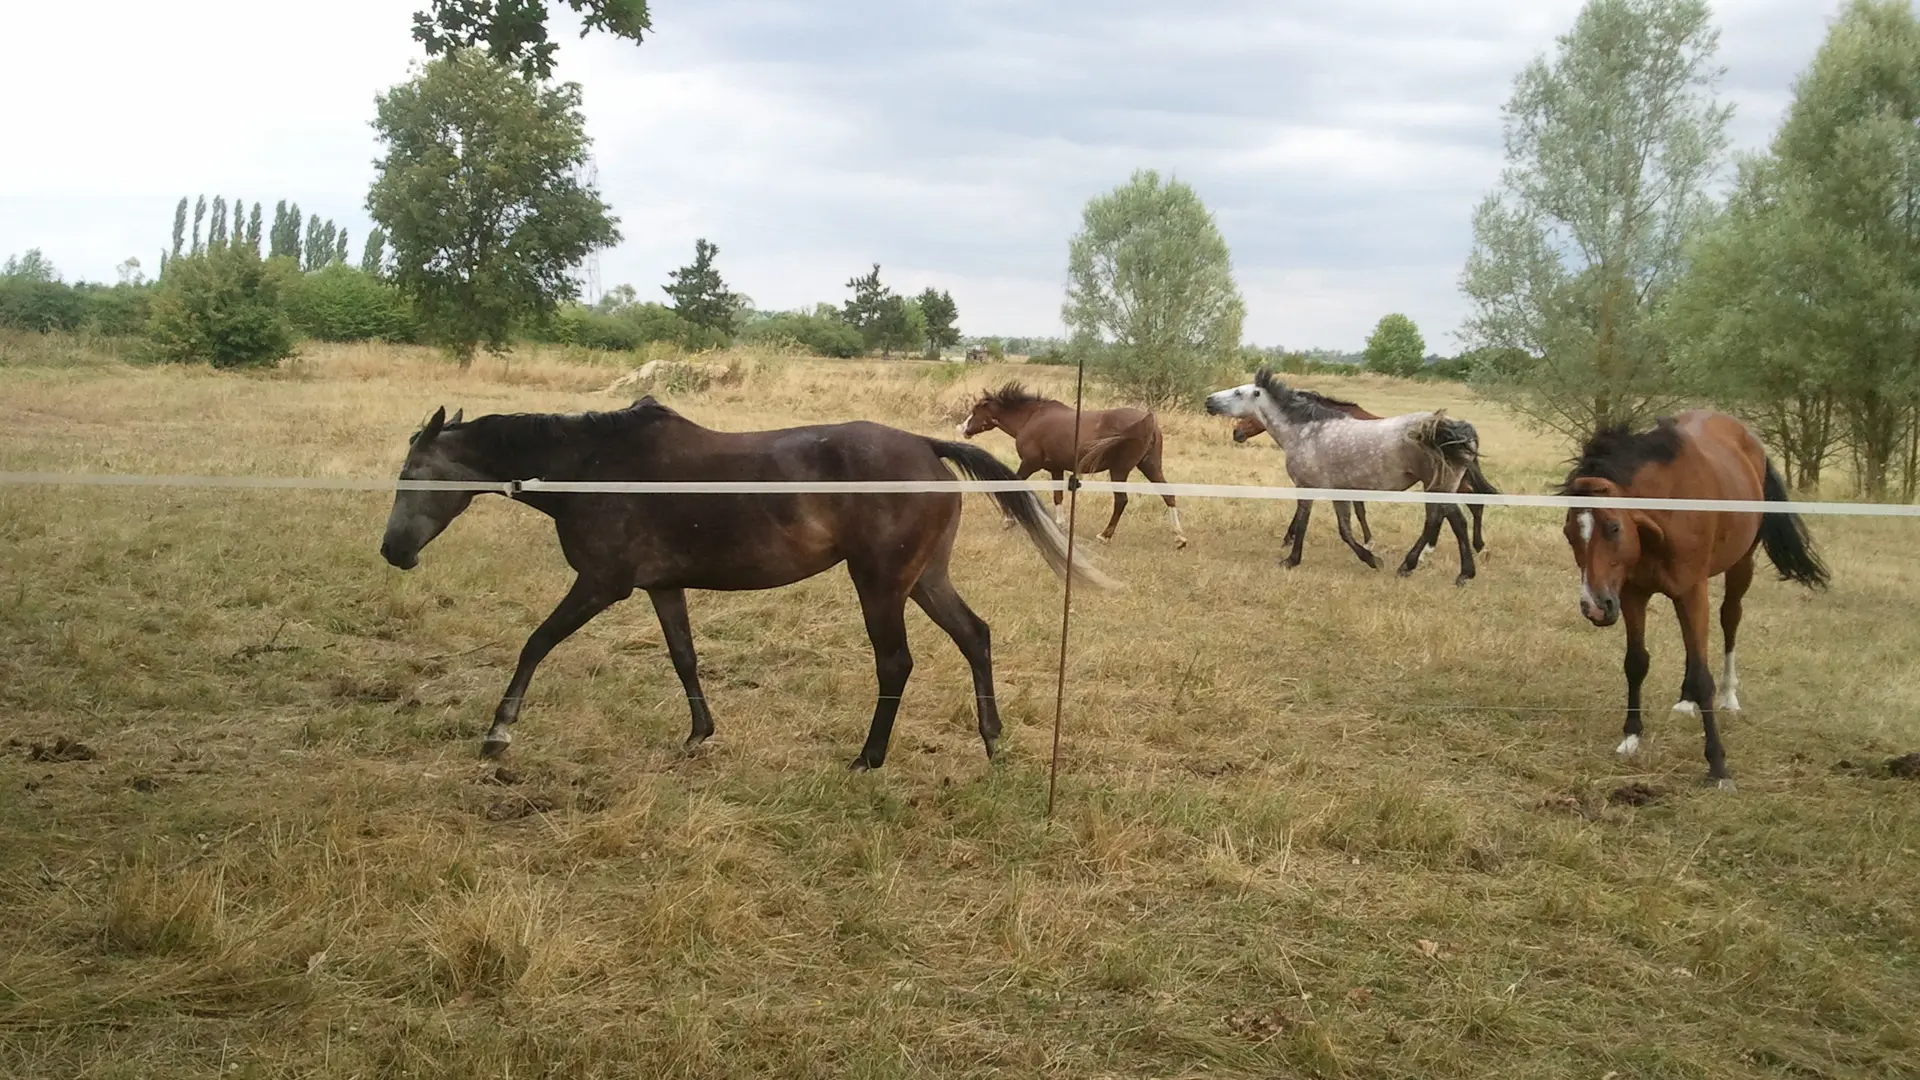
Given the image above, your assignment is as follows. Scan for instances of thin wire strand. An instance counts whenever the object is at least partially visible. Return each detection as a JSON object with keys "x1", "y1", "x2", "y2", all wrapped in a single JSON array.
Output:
[{"x1": 1046, "y1": 354, "x2": 1089, "y2": 821}]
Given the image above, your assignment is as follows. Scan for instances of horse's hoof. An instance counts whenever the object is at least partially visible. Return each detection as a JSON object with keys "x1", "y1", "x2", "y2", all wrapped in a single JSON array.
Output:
[
  {"x1": 1454, "y1": 574, "x2": 1472, "y2": 588},
  {"x1": 480, "y1": 739, "x2": 511, "y2": 760},
  {"x1": 1709, "y1": 776, "x2": 1737, "y2": 793},
  {"x1": 682, "y1": 734, "x2": 711, "y2": 754},
  {"x1": 1173, "y1": 537, "x2": 1189, "y2": 550},
  {"x1": 847, "y1": 756, "x2": 880, "y2": 773},
  {"x1": 1616, "y1": 734, "x2": 1642, "y2": 757},
  {"x1": 1097, "y1": 533, "x2": 1112, "y2": 544},
  {"x1": 1396, "y1": 566, "x2": 1414, "y2": 578}
]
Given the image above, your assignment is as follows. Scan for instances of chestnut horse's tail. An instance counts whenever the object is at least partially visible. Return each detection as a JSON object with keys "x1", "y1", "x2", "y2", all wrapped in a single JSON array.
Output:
[
  {"x1": 1758, "y1": 458, "x2": 1831, "y2": 589},
  {"x1": 927, "y1": 439, "x2": 1120, "y2": 591},
  {"x1": 1075, "y1": 412, "x2": 1159, "y2": 474}
]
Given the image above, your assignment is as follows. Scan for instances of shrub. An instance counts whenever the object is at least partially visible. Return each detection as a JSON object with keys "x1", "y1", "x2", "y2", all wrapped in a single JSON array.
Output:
[
  {"x1": 78, "y1": 283, "x2": 153, "y2": 337},
  {"x1": 740, "y1": 309, "x2": 864, "y2": 358},
  {"x1": 145, "y1": 247, "x2": 296, "y2": 368},
  {"x1": 287, "y1": 264, "x2": 415, "y2": 342}
]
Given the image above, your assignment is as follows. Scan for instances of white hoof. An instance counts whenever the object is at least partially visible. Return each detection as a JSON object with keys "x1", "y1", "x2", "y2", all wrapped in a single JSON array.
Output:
[
  {"x1": 1616, "y1": 734, "x2": 1641, "y2": 757},
  {"x1": 1671, "y1": 701, "x2": 1700, "y2": 719},
  {"x1": 1173, "y1": 536, "x2": 1189, "y2": 550},
  {"x1": 1715, "y1": 691, "x2": 1741, "y2": 712},
  {"x1": 1713, "y1": 778, "x2": 1737, "y2": 793}
]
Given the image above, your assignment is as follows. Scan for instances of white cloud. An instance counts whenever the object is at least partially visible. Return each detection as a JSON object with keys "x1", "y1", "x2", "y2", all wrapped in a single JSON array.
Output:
[{"x1": 0, "y1": 0, "x2": 1844, "y2": 349}]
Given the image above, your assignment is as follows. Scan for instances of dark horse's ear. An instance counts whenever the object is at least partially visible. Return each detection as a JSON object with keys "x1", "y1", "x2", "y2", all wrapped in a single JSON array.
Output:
[
  {"x1": 421, "y1": 406, "x2": 447, "y2": 441},
  {"x1": 449, "y1": 408, "x2": 463, "y2": 425}
]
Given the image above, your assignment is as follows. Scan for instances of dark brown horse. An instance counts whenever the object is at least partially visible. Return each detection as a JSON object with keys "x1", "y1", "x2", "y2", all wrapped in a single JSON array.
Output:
[
  {"x1": 380, "y1": 398, "x2": 1116, "y2": 771},
  {"x1": 959, "y1": 383, "x2": 1187, "y2": 548},
  {"x1": 1230, "y1": 395, "x2": 1494, "y2": 552},
  {"x1": 1560, "y1": 410, "x2": 1829, "y2": 789}
]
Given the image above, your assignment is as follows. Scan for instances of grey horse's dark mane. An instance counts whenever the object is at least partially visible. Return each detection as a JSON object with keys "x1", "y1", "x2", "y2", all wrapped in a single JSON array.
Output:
[
  {"x1": 1254, "y1": 366, "x2": 1353, "y2": 424},
  {"x1": 1556, "y1": 418, "x2": 1684, "y2": 494}
]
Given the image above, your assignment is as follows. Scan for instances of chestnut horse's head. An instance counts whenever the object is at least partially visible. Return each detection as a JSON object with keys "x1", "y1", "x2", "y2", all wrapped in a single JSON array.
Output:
[
  {"x1": 1230, "y1": 415, "x2": 1266, "y2": 443},
  {"x1": 958, "y1": 383, "x2": 1046, "y2": 439},
  {"x1": 1562, "y1": 477, "x2": 1666, "y2": 627}
]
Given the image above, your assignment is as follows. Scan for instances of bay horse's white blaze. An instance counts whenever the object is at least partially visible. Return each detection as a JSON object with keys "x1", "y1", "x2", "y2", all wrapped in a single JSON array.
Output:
[
  {"x1": 1616, "y1": 733, "x2": 1641, "y2": 756},
  {"x1": 1717, "y1": 650, "x2": 1741, "y2": 711}
]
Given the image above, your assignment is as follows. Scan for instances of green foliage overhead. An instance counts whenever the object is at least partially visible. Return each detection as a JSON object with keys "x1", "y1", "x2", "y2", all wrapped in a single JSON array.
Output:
[
  {"x1": 146, "y1": 246, "x2": 296, "y2": 368},
  {"x1": 1363, "y1": 313, "x2": 1426, "y2": 378},
  {"x1": 367, "y1": 49, "x2": 620, "y2": 365},
  {"x1": 412, "y1": 0, "x2": 651, "y2": 81},
  {"x1": 1063, "y1": 168, "x2": 1245, "y2": 409},
  {"x1": 1461, "y1": 0, "x2": 1729, "y2": 442}
]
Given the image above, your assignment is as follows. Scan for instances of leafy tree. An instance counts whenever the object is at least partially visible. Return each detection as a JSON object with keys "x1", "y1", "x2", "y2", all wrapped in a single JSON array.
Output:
[
  {"x1": 191, "y1": 196, "x2": 207, "y2": 255},
  {"x1": 916, "y1": 286, "x2": 959, "y2": 358},
  {"x1": 840, "y1": 264, "x2": 917, "y2": 356},
  {"x1": 287, "y1": 264, "x2": 416, "y2": 342},
  {"x1": 303, "y1": 215, "x2": 324, "y2": 271},
  {"x1": 1669, "y1": 0, "x2": 1920, "y2": 496},
  {"x1": 1461, "y1": 0, "x2": 1729, "y2": 442},
  {"x1": 335, "y1": 229, "x2": 350, "y2": 267},
  {"x1": 740, "y1": 305, "x2": 865, "y2": 358},
  {"x1": 209, "y1": 196, "x2": 229, "y2": 252},
  {"x1": 146, "y1": 245, "x2": 296, "y2": 368},
  {"x1": 368, "y1": 49, "x2": 620, "y2": 364},
  {"x1": 361, "y1": 228, "x2": 388, "y2": 275},
  {"x1": 1063, "y1": 168, "x2": 1245, "y2": 409},
  {"x1": 245, "y1": 202, "x2": 263, "y2": 255},
  {"x1": 1363, "y1": 313, "x2": 1426, "y2": 377},
  {"x1": 171, "y1": 198, "x2": 188, "y2": 260},
  {"x1": 0, "y1": 250, "x2": 89, "y2": 333},
  {"x1": 270, "y1": 201, "x2": 299, "y2": 261},
  {"x1": 412, "y1": 0, "x2": 652, "y2": 81},
  {"x1": 662, "y1": 237, "x2": 741, "y2": 341}
]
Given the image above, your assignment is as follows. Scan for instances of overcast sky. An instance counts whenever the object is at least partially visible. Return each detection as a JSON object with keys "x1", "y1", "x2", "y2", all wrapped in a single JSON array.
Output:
[{"x1": 1, "y1": 0, "x2": 1836, "y2": 351}]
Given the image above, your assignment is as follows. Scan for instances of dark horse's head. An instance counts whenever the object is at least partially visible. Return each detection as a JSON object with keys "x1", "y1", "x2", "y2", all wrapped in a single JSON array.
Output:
[{"x1": 380, "y1": 406, "x2": 480, "y2": 570}]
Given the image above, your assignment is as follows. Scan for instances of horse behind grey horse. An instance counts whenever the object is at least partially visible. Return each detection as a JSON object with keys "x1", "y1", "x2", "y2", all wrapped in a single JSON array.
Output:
[
  {"x1": 379, "y1": 397, "x2": 1116, "y2": 771},
  {"x1": 1205, "y1": 366, "x2": 1488, "y2": 585}
]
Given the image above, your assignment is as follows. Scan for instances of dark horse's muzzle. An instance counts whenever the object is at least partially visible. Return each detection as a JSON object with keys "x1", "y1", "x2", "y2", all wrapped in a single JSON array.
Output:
[{"x1": 380, "y1": 540, "x2": 419, "y2": 571}]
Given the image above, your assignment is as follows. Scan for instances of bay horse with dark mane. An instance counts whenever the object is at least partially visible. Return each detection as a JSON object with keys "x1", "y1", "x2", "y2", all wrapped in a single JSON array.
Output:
[
  {"x1": 1559, "y1": 410, "x2": 1829, "y2": 789},
  {"x1": 959, "y1": 382, "x2": 1188, "y2": 548},
  {"x1": 1229, "y1": 394, "x2": 1495, "y2": 552},
  {"x1": 379, "y1": 397, "x2": 1116, "y2": 771}
]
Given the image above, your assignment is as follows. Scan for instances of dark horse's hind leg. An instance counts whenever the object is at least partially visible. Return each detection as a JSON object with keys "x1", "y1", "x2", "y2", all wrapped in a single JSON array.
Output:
[
  {"x1": 1443, "y1": 504, "x2": 1476, "y2": 585},
  {"x1": 910, "y1": 570, "x2": 1000, "y2": 758},
  {"x1": 1333, "y1": 502, "x2": 1382, "y2": 569},
  {"x1": 648, "y1": 588, "x2": 717, "y2": 751},
  {"x1": 1396, "y1": 504, "x2": 1449, "y2": 578},
  {"x1": 483, "y1": 574, "x2": 631, "y2": 757},
  {"x1": 848, "y1": 572, "x2": 915, "y2": 772},
  {"x1": 1281, "y1": 500, "x2": 1313, "y2": 568}
]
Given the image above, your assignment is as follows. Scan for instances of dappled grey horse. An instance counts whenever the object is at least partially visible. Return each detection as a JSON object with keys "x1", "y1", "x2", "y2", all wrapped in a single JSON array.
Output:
[{"x1": 1205, "y1": 366, "x2": 1488, "y2": 586}]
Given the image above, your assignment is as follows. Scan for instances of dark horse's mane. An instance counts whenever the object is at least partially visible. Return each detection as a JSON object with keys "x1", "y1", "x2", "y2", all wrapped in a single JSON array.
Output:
[
  {"x1": 1296, "y1": 388, "x2": 1363, "y2": 412},
  {"x1": 981, "y1": 382, "x2": 1055, "y2": 410},
  {"x1": 1557, "y1": 418, "x2": 1684, "y2": 494},
  {"x1": 436, "y1": 397, "x2": 680, "y2": 454},
  {"x1": 1254, "y1": 367, "x2": 1353, "y2": 425}
]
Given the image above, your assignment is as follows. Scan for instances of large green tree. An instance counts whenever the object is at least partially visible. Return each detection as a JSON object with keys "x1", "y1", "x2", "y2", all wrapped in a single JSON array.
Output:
[
  {"x1": 1670, "y1": 0, "x2": 1920, "y2": 497},
  {"x1": 368, "y1": 49, "x2": 620, "y2": 364},
  {"x1": 412, "y1": 0, "x2": 651, "y2": 80},
  {"x1": 662, "y1": 237, "x2": 741, "y2": 340},
  {"x1": 1364, "y1": 313, "x2": 1426, "y2": 377},
  {"x1": 1063, "y1": 168, "x2": 1245, "y2": 409},
  {"x1": 1461, "y1": 0, "x2": 1730, "y2": 442},
  {"x1": 841, "y1": 263, "x2": 916, "y2": 357},
  {"x1": 171, "y1": 198, "x2": 188, "y2": 261},
  {"x1": 916, "y1": 286, "x2": 960, "y2": 358}
]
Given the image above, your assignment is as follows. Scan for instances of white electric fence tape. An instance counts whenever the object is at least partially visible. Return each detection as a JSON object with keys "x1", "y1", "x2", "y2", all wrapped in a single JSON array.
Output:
[{"x1": 2, "y1": 470, "x2": 1919, "y2": 517}]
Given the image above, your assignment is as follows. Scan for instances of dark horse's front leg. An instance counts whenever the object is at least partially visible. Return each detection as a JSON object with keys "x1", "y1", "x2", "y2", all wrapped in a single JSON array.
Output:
[
  {"x1": 1280, "y1": 500, "x2": 1314, "y2": 567},
  {"x1": 848, "y1": 572, "x2": 915, "y2": 772},
  {"x1": 648, "y1": 587, "x2": 716, "y2": 751},
  {"x1": 483, "y1": 574, "x2": 631, "y2": 757},
  {"x1": 1332, "y1": 502, "x2": 1382, "y2": 569}
]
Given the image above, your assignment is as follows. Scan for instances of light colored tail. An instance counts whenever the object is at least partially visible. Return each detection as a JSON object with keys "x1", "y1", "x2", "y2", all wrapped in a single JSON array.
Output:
[{"x1": 929, "y1": 439, "x2": 1121, "y2": 591}]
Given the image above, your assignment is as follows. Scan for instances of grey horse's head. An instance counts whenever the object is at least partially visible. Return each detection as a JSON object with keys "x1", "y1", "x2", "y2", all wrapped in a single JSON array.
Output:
[{"x1": 380, "y1": 407, "x2": 482, "y2": 570}]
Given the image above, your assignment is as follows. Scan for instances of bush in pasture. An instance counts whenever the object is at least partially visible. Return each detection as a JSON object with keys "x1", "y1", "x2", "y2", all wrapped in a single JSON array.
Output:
[
  {"x1": 145, "y1": 246, "x2": 295, "y2": 368},
  {"x1": 286, "y1": 264, "x2": 416, "y2": 342},
  {"x1": 1364, "y1": 313, "x2": 1426, "y2": 378},
  {"x1": 740, "y1": 307, "x2": 865, "y2": 358},
  {"x1": 0, "y1": 250, "x2": 90, "y2": 333}
]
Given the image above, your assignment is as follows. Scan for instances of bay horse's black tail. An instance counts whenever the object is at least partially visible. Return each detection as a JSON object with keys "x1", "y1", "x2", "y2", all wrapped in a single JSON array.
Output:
[
  {"x1": 927, "y1": 439, "x2": 1120, "y2": 591},
  {"x1": 1758, "y1": 458, "x2": 1831, "y2": 589},
  {"x1": 1411, "y1": 414, "x2": 1482, "y2": 473},
  {"x1": 1463, "y1": 456, "x2": 1498, "y2": 495}
]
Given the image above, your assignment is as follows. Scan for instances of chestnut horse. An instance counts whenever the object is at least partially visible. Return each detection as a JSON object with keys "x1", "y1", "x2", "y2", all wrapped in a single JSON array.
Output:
[
  {"x1": 380, "y1": 398, "x2": 1116, "y2": 771},
  {"x1": 1559, "y1": 410, "x2": 1829, "y2": 789},
  {"x1": 959, "y1": 383, "x2": 1187, "y2": 548},
  {"x1": 1230, "y1": 398, "x2": 1494, "y2": 553}
]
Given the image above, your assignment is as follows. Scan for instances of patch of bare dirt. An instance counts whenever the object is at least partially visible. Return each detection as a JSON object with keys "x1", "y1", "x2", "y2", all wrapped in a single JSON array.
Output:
[
  {"x1": 26, "y1": 737, "x2": 96, "y2": 763},
  {"x1": 1608, "y1": 782, "x2": 1667, "y2": 807}
]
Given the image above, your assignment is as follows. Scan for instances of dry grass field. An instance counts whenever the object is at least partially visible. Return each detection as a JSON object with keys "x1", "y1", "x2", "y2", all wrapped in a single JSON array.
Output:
[{"x1": 3, "y1": 333, "x2": 1918, "y2": 1079}]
